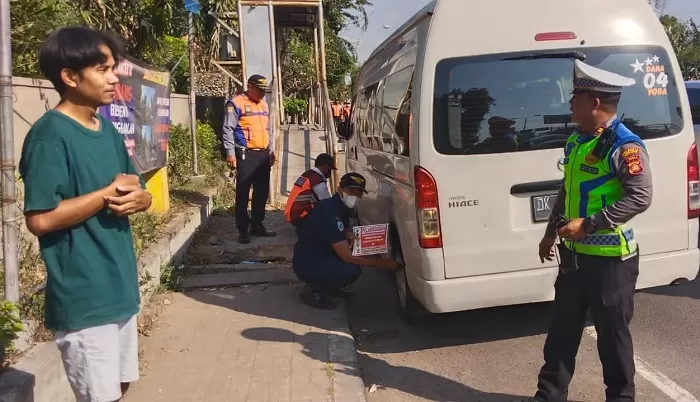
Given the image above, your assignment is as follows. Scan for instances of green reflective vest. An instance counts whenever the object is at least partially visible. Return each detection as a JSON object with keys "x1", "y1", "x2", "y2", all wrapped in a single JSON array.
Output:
[{"x1": 562, "y1": 129, "x2": 639, "y2": 257}]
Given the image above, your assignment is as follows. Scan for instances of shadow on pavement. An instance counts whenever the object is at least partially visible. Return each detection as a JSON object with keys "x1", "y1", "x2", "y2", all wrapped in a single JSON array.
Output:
[
  {"x1": 241, "y1": 326, "x2": 529, "y2": 402},
  {"x1": 348, "y1": 267, "x2": 554, "y2": 355},
  {"x1": 640, "y1": 276, "x2": 700, "y2": 300}
]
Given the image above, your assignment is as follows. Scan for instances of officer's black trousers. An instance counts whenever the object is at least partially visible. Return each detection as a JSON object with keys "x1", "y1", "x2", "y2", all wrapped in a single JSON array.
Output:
[
  {"x1": 293, "y1": 257, "x2": 361, "y2": 293},
  {"x1": 536, "y1": 245, "x2": 639, "y2": 402},
  {"x1": 234, "y1": 148, "x2": 271, "y2": 233}
]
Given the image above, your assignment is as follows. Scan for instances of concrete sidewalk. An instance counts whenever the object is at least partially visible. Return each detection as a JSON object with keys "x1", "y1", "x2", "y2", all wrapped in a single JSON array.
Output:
[
  {"x1": 124, "y1": 284, "x2": 366, "y2": 402},
  {"x1": 121, "y1": 124, "x2": 363, "y2": 402}
]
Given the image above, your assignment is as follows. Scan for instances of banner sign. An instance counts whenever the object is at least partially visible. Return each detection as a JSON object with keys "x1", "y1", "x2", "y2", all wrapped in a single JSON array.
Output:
[{"x1": 98, "y1": 58, "x2": 171, "y2": 174}]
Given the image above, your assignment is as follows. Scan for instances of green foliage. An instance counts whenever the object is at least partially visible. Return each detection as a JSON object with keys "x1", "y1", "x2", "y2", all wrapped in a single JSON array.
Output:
[
  {"x1": 284, "y1": 97, "x2": 308, "y2": 116},
  {"x1": 277, "y1": 0, "x2": 370, "y2": 102},
  {"x1": 159, "y1": 263, "x2": 181, "y2": 292},
  {"x1": 0, "y1": 302, "x2": 23, "y2": 351},
  {"x1": 141, "y1": 35, "x2": 190, "y2": 93},
  {"x1": 168, "y1": 122, "x2": 223, "y2": 186},
  {"x1": 323, "y1": 0, "x2": 371, "y2": 33},
  {"x1": 10, "y1": 0, "x2": 189, "y2": 79},
  {"x1": 281, "y1": 32, "x2": 316, "y2": 95},
  {"x1": 10, "y1": 0, "x2": 82, "y2": 77},
  {"x1": 129, "y1": 213, "x2": 161, "y2": 256},
  {"x1": 659, "y1": 15, "x2": 700, "y2": 79}
]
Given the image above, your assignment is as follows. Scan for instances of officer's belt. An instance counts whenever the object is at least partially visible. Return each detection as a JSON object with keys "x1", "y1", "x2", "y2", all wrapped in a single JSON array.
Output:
[{"x1": 576, "y1": 229, "x2": 634, "y2": 246}]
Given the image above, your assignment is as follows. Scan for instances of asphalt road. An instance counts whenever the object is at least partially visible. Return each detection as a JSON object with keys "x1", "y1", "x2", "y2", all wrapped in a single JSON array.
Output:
[{"x1": 346, "y1": 268, "x2": 700, "y2": 402}]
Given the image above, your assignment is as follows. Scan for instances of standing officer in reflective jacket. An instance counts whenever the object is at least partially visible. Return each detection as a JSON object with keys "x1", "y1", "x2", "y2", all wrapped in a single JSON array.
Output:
[
  {"x1": 222, "y1": 74, "x2": 276, "y2": 244},
  {"x1": 530, "y1": 60, "x2": 653, "y2": 402}
]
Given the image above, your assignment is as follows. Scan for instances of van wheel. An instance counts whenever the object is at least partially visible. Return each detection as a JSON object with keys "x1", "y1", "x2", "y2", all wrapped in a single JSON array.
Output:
[{"x1": 393, "y1": 243, "x2": 428, "y2": 325}]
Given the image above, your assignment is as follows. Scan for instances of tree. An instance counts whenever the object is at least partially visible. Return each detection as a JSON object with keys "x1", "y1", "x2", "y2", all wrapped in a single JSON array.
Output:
[
  {"x1": 10, "y1": 0, "x2": 190, "y2": 91},
  {"x1": 10, "y1": 0, "x2": 81, "y2": 77},
  {"x1": 659, "y1": 15, "x2": 700, "y2": 79},
  {"x1": 277, "y1": 0, "x2": 370, "y2": 100}
]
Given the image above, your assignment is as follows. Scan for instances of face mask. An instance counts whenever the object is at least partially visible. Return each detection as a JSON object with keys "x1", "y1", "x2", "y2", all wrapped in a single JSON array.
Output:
[{"x1": 341, "y1": 193, "x2": 359, "y2": 209}]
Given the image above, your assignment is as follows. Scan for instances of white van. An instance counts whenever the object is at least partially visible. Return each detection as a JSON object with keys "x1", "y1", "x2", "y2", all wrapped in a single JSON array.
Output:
[{"x1": 343, "y1": 0, "x2": 700, "y2": 321}]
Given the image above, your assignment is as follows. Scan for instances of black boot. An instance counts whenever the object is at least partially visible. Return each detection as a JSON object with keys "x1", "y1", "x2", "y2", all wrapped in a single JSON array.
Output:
[
  {"x1": 238, "y1": 231, "x2": 251, "y2": 244},
  {"x1": 300, "y1": 286, "x2": 336, "y2": 310},
  {"x1": 251, "y1": 224, "x2": 276, "y2": 237}
]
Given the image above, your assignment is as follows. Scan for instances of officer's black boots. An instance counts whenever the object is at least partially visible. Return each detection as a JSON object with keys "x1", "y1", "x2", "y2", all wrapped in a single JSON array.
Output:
[
  {"x1": 300, "y1": 285, "x2": 336, "y2": 310},
  {"x1": 251, "y1": 224, "x2": 276, "y2": 237},
  {"x1": 238, "y1": 231, "x2": 251, "y2": 244}
]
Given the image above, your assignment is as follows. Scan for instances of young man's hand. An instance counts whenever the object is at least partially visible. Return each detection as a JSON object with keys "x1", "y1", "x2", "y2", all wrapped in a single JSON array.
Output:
[
  {"x1": 110, "y1": 174, "x2": 141, "y2": 195},
  {"x1": 103, "y1": 185, "x2": 152, "y2": 217}
]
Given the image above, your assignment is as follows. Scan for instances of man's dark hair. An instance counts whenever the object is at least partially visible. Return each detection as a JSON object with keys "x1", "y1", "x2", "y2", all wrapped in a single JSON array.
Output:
[
  {"x1": 39, "y1": 27, "x2": 126, "y2": 95},
  {"x1": 592, "y1": 91, "x2": 621, "y2": 113}
]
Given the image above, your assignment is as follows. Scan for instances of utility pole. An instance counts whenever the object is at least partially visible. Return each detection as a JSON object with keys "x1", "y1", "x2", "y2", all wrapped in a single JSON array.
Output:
[
  {"x1": 185, "y1": 0, "x2": 200, "y2": 175},
  {"x1": 0, "y1": 0, "x2": 19, "y2": 302}
]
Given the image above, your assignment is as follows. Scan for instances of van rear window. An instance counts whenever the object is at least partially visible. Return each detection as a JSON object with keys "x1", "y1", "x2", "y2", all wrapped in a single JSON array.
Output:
[
  {"x1": 687, "y1": 87, "x2": 700, "y2": 124},
  {"x1": 433, "y1": 46, "x2": 684, "y2": 155}
]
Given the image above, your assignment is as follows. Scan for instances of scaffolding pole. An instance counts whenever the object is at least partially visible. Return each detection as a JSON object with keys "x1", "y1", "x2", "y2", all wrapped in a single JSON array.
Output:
[
  {"x1": 316, "y1": 2, "x2": 339, "y2": 189},
  {"x1": 0, "y1": 0, "x2": 19, "y2": 302},
  {"x1": 188, "y1": 12, "x2": 199, "y2": 175}
]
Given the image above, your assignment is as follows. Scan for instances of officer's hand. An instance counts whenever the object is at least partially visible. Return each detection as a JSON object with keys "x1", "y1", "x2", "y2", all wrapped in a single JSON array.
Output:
[
  {"x1": 557, "y1": 218, "x2": 586, "y2": 242},
  {"x1": 539, "y1": 236, "x2": 556, "y2": 263},
  {"x1": 375, "y1": 257, "x2": 399, "y2": 270},
  {"x1": 269, "y1": 153, "x2": 276, "y2": 167},
  {"x1": 226, "y1": 155, "x2": 236, "y2": 169}
]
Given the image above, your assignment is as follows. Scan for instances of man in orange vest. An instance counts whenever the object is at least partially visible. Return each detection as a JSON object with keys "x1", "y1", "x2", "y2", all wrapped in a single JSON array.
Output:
[
  {"x1": 284, "y1": 153, "x2": 336, "y2": 226},
  {"x1": 222, "y1": 74, "x2": 276, "y2": 244},
  {"x1": 331, "y1": 100, "x2": 343, "y2": 130}
]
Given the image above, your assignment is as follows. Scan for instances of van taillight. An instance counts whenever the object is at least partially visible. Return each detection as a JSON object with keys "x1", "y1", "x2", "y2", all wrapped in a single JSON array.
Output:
[
  {"x1": 534, "y1": 31, "x2": 577, "y2": 41},
  {"x1": 688, "y1": 143, "x2": 700, "y2": 219},
  {"x1": 414, "y1": 166, "x2": 442, "y2": 248}
]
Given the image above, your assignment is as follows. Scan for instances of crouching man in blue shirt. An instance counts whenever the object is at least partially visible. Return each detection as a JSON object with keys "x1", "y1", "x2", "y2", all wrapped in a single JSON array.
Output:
[{"x1": 293, "y1": 172, "x2": 399, "y2": 309}]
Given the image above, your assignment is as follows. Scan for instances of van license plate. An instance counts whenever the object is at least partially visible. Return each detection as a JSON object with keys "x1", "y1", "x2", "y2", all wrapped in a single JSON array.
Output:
[{"x1": 531, "y1": 194, "x2": 558, "y2": 223}]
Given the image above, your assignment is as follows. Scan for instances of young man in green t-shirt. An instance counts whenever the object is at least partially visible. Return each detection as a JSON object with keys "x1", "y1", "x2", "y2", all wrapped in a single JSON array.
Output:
[{"x1": 19, "y1": 27, "x2": 152, "y2": 401}]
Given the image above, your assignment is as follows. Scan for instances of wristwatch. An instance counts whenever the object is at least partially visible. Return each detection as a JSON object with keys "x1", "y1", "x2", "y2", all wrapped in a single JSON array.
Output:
[{"x1": 583, "y1": 217, "x2": 597, "y2": 234}]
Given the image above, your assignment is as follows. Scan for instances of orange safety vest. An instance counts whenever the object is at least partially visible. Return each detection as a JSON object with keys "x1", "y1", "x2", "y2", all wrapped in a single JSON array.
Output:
[
  {"x1": 227, "y1": 94, "x2": 270, "y2": 150},
  {"x1": 284, "y1": 170, "x2": 325, "y2": 226},
  {"x1": 332, "y1": 104, "x2": 343, "y2": 117}
]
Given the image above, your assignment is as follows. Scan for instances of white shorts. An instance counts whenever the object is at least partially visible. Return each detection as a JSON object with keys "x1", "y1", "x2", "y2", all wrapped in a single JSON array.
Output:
[{"x1": 55, "y1": 315, "x2": 140, "y2": 402}]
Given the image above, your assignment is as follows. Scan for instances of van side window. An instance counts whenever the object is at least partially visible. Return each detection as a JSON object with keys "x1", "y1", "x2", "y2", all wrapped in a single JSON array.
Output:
[
  {"x1": 357, "y1": 83, "x2": 378, "y2": 149},
  {"x1": 688, "y1": 87, "x2": 700, "y2": 125},
  {"x1": 370, "y1": 84, "x2": 384, "y2": 151},
  {"x1": 381, "y1": 66, "x2": 413, "y2": 156},
  {"x1": 433, "y1": 46, "x2": 684, "y2": 155},
  {"x1": 395, "y1": 76, "x2": 413, "y2": 156},
  {"x1": 347, "y1": 95, "x2": 357, "y2": 139}
]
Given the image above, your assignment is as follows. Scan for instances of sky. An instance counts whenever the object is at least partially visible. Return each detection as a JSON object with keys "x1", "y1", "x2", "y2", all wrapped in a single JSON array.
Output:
[{"x1": 340, "y1": 0, "x2": 700, "y2": 63}]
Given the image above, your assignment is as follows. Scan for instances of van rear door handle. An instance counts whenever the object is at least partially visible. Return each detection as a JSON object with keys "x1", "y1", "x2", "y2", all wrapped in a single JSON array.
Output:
[{"x1": 510, "y1": 179, "x2": 562, "y2": 195}]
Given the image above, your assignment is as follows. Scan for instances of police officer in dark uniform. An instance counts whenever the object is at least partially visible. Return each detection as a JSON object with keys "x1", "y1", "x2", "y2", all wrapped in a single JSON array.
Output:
[
  {"x1": 292, "y1": 173, "x2": 398, "y2": 310},
  {"x1": 222, "y1": 74, "x2": 276, "y2": 244},
  {"x1": 529, "y1": 60, "x2": 653, "y2": 402}
]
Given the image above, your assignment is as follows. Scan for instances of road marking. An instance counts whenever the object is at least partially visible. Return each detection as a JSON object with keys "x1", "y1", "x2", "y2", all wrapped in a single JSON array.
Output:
[{"x1": 584, "y1": 327, "x2": 699, "y2": 402}]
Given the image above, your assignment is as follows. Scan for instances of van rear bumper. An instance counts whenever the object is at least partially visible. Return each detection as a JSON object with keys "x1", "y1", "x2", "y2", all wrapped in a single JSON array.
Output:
[{"x1": 408, "y1": 249, "x2": 700, "y2": 314}]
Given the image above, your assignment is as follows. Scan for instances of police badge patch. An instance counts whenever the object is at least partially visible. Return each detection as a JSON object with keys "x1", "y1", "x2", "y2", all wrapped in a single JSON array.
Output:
[{"x1": 337, "y1": 220, "x2": 344, "y2": 232}]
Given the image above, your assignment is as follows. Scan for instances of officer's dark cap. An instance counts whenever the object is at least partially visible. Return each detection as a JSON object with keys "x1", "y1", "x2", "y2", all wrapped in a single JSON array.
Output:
[
  {"x1": 315, "y1": 153, "x2": 337, "y2": 170},
  {"x1": 340, "y1": 172, "x2": 368, "y2": 194},
  {"x1": 248, "y1": 74, "x2": 268, "y2": 90}
]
